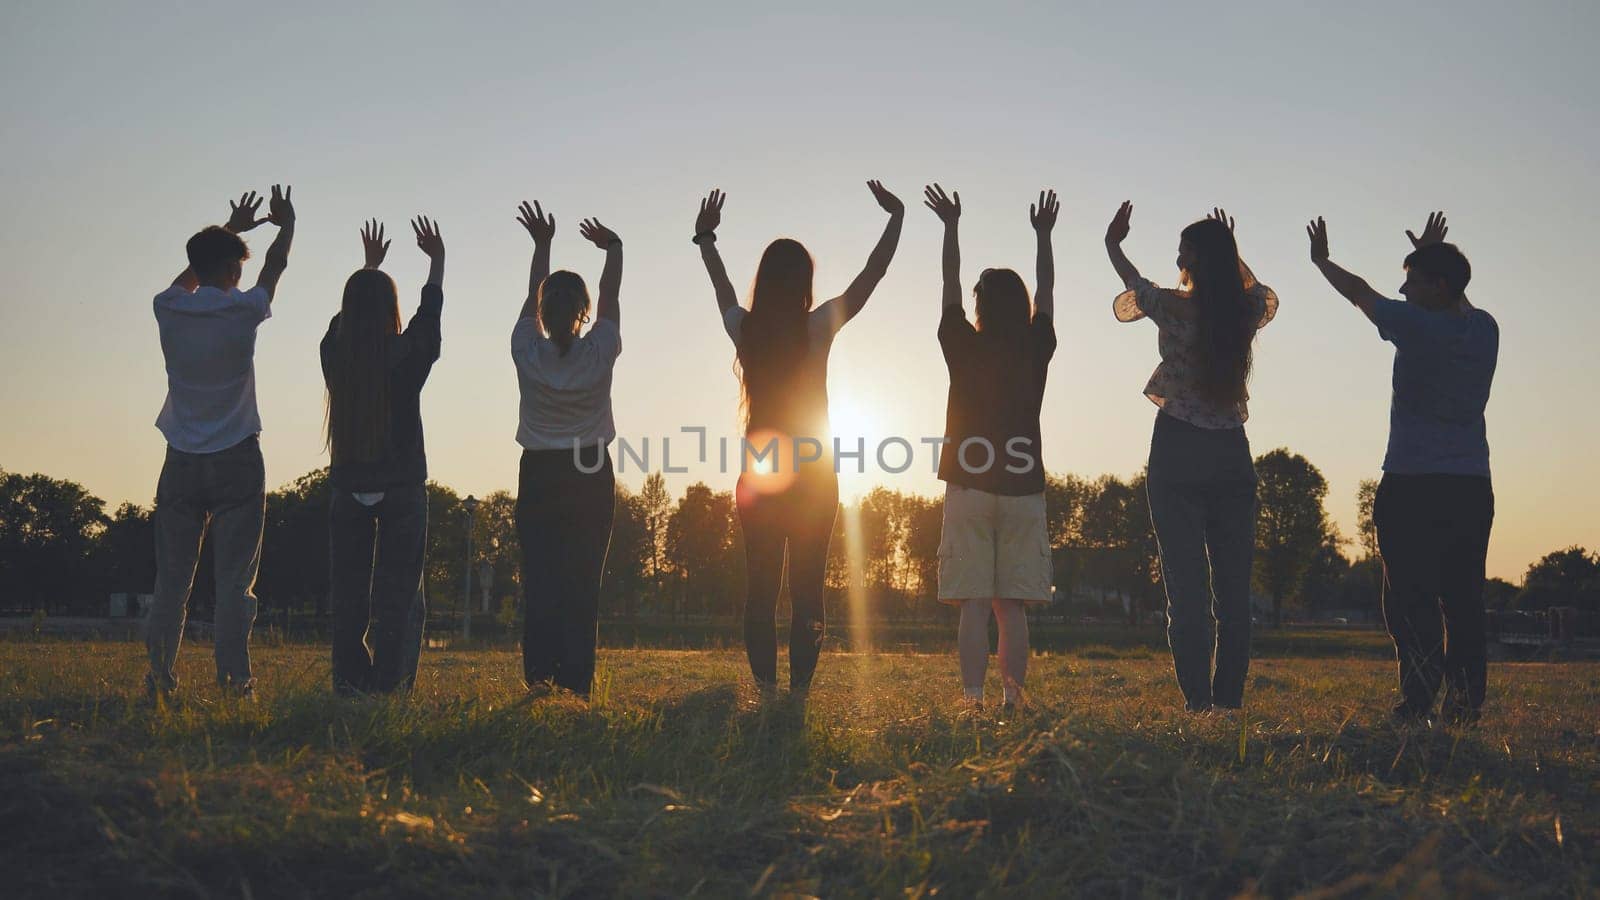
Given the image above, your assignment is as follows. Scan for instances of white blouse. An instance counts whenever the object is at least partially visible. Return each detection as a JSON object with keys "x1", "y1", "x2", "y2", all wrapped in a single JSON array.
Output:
[
  {"x1": 511, "y1": 316, "x2": 621, "y2": 451},
  {"x1": 1113, "y1": 273, "x2": 1277, "y2": 429}
]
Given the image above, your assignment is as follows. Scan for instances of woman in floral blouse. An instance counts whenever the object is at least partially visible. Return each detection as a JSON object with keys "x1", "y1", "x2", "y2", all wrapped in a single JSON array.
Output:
[{"x1": 1104, "y1": 203, "x2": 1277, "y2": 713}]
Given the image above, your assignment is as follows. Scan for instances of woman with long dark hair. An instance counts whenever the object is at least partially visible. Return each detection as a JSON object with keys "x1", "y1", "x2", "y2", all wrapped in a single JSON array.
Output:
[
  {"x1": 510, "y1": 200, "x2": 623, "y2": 699},
  {"x1": 924, "y1": 185, "x2": 1059, "y2": 712},
  {"x1": 692, "y1": 182, "x2": 903, "y2": 699},
  {"x1": 322, "y1": 217, "x2": 444, "y2": 695},
  {"x1": 1104, "y1": 204, "x2": 1277, "y2": 712}
]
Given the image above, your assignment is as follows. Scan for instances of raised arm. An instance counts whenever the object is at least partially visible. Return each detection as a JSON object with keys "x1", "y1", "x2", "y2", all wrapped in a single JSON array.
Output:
[
  {"x1": 1031, "y1": 189, "x2": 1059, "y2": 319},
  {"x1": 1306, "y1": 216, "x2": 1384, "y2": 318},
  {"x1": 360, "y1": 219, "x2": 390, "y2": 270},
  {"x1": 1406, "y1": 210, "x2": 1448, "y2": 250},
  {"x1": 170, "y1": 191, "x2": 268, "y2": 290},
  {"x1": 412, "y1": 216, "x2": 444, "y2": 287},
  {"x1": 579, "y1": 218, "x2": 622, "y2": 325},
  {"x1": 922, "y1": 183, "x2": 962, "y2": 310},
  {"x1": 1103, "y1": 201, "x2": 1141, "y2": 288},
  {"x1": 694, "y1": 189, "x2": 738, "y2": 317},
  {"x1": 516, "y1": 200, "x2": 555, "y2": 321},
  {"x1": 254, "y1": 184, "x2": 295, "y2": 301},
  {"x1": 830, "y1": 180, "x2": 905, "y2": 320}
]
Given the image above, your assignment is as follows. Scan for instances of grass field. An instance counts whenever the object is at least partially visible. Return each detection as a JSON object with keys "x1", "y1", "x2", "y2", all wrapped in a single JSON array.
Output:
[{"x1": 1, "y1": 637, "x2": 1596, "y2": 898}]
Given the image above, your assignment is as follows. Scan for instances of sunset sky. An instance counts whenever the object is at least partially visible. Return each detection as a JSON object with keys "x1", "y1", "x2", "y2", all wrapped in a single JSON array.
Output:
[{"x1": 2, "y1": 2, "x2": 1596, "y2": 581}]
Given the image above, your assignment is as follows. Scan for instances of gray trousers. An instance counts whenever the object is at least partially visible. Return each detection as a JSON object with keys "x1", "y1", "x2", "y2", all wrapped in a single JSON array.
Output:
[
  {"x1": 146, "y1": 436, "x2": 266, "y2": 693},
  {"x1": 1145, "y1": 412, "x2": 1257, "y2": 711}
]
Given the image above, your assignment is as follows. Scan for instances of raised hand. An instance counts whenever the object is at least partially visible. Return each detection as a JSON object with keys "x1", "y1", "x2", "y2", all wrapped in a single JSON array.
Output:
[
  {"x1": 578, "y1": 217, "x2": 619, "y2": 250},
  {"x1": 226, "y1": 191, "x2": 267, "y2": 233},
  {"x1": 1031, "y1": 189, "x2": 1060, "y2": 233},
  {"x1": 1406, "y1": 211, "x2": 1448, "y2": 248},
  {"x1": 868, "y1": 179, "x2": 904, "y2": 216},
  {"x1": 267, "y1": 184, "x2": 295, "y2": 227},
  {"x1": 517, "y1": 200, "x2": 555, "y2": 244},
  {"x1": 1106, "y1": 201, "x2": 1133, "y2": 244},
  {"x1": 412, "y1": 216, "x2": 444, "y2": 258},
  {"x1": 922, "y1": 183, "x2": 961, "y2": 224},
  {"x1": 1306, "y1": 216, "x2": 1330, "y2": 263},
  {"x1": 1208, "y1": 206, "x2": 1235, "y2": 233},
  {"x1": 695, "y1": 189, "x2": 725, "y2": 236},
  {"x1": 360, "y1": 219, "x2": 390, "y2": 269}
]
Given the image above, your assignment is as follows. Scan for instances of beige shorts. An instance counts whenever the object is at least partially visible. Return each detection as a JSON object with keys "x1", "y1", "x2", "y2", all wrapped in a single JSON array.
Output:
[{"x1": 937, "y1": 484, "x2": 1053, "y2": 604}]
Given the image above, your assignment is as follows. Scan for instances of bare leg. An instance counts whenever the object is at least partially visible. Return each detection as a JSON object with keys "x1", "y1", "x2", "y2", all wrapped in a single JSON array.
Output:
[
  {"x1": 993, "y1": 598, "x2": 1029, "y2": 704},
  {"x1": 957, "y1": 598, "x2": 990, "y2": 701}
]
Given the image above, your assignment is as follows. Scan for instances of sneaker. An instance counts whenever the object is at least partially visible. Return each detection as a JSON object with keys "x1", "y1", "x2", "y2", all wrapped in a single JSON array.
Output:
[
  {"x1": 1390, "y1": 704, "x2": 1435, "y2": 730},
  {"x1": 221, "y1": 679, "x2": 257, "y2": 703}
]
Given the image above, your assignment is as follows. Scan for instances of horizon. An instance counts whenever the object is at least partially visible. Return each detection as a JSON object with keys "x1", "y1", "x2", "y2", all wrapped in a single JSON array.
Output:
[{"x1": 4, "y1": 2, "x2": 1598, "y2": 581}]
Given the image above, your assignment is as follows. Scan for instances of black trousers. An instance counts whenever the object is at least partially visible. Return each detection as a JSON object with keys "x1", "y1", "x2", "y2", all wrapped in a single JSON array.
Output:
[
  {"x1": 1145, "y1": 412, "x2": 1258, "y2": 711},
  {"x1": 329, "y1": 484, "x2": 429, "y2": 695},
  {"x1": 516, "y1": 445, "x2": 615, "y2": 696},
  {"x1": 736, "y1": 467, "x2": 839, "y2": 691},
  {"x1": 1373, "y1": 472, "x2": 1494, "y2": 719}
]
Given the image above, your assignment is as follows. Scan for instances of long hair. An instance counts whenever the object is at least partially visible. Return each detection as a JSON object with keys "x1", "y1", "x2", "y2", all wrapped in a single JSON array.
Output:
[
  {"x1": 326, "y1": 269, "x2": 402, "y2": 464},
  {"x1": 736, "y1": 239, "x2": 814, "y2": 431},
  {"x1": 973, "y1": 267, "x2": 1032, "y2": 350},
  {"x1": 539, "y1": 270, "x2": 591, "y2": 357},
  {"x1": 1178, "y1": 218, "x2": 1255, "y2": 407}
]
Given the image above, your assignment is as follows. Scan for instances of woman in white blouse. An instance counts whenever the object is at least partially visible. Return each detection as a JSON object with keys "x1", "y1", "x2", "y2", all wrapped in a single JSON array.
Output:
[
  {"x1": 1104, "y1": 203, "x2": 1277, "y2": 713},
  {"x1": 509, "y1": 200, "x2": 623, "y2": 700},
  {"x1": 692, "y1": 183, "x2": 904, "y2": 698}
]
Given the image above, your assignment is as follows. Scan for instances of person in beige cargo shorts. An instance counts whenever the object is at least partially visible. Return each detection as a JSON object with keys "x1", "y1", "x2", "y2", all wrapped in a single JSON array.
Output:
[{"x1": 923, "y1": 184, "x2": 1059, "y2": 711}]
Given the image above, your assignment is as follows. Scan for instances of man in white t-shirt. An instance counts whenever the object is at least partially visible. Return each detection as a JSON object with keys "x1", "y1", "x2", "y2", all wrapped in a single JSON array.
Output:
[{"x1": 146, "y1": 187, "x2": 295, "y2": 701}]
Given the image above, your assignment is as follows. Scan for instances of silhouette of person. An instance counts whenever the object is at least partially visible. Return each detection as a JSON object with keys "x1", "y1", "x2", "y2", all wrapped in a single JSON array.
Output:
[
  {"x1": 1307, "y1": 212, "x2": 1497, "y2": 727},
  {"x1": 923, "y1": 184, "x2": 1059, "y2": 712},
  {"x1": 322, "y1": 217, "x2": 445, "y2": 695},
  {"x1": 693, "y1": 182, "x2": 904, "y2": 697},
  {"x1": 1105, "y1": 203, "x2": 1277, "y2": 713},
  {"x1": 511, "y1": 200, "x2": 624, "y2": 699},
  {"x1": 146, "y1": 186, "x2": 295, "y2": 701}
]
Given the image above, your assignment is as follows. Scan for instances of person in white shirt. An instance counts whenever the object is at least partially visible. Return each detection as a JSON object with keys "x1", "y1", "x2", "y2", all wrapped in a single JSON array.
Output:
[
  {"x1": 147, "y1": 186, "x2": 295, "y2": 701},
  {"x1": 510, "y1": 200, "x2": 622, "y2": 699}
]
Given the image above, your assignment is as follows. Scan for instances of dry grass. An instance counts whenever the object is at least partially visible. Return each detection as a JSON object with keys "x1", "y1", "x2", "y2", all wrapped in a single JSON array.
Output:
[{"x1": 0, "y1": 639, "x2": 1595, "y2": 898}]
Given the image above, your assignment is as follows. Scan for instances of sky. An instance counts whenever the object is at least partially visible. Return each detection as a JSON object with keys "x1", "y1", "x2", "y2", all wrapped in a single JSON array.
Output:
[{"x1": 1, "y1": 1, "x2": 1597, "y2": 581}]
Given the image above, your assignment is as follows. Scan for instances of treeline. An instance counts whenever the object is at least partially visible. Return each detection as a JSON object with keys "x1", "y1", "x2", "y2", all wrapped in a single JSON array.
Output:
[{"x1": 3, "y1": 453, "x2": 1594, "y2": 626}]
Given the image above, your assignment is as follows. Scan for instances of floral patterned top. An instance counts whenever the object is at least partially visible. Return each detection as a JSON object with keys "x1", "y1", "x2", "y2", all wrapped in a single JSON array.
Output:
[{"x1": 1112, "y1": 270, "x2": 1278, "y2": 429}]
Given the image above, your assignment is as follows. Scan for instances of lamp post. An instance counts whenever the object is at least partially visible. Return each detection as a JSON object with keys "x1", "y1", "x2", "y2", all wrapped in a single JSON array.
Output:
[{"x1": 461, "y1": 495, "x2": 479, "y2": 642}]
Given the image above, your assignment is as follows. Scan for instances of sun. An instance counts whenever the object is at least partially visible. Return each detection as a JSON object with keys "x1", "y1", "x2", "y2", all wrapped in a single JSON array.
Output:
[{"x1": 829, "y1": 396, "x2": 881, "y2": 446}]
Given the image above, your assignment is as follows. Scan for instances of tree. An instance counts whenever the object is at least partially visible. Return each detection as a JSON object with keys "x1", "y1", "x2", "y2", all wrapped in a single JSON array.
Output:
[
  {"x1": 0, "y1": 468, "x2": 108, "y2": 612},
  {"x1": 1254, "y1": 448, "x2": 1333, "y2": 626},
  {"x1": 603, "y1": 484, "x2": 650, "y2": 619},
  {"x1": 94, "y1": 502, "x2": 156, "y2": 597},
  {"x1": 1517, "y1": 547, "x2": 1600, "y2": 612},
  {"x1": 902, "y1": 494, "x2": 943, "y2": 607},
  {"x1": 1354, "y1": 478, "x2": 1379, "y2": 560},
  {"x1": 666, "y1": 483, "x2": 739, "y2": 617},
  {"x1": 1299, "y1": 528, "x2": 1352, "y2": 618},
  {"x1": 473, "y1": 490, "x2": 520, "y2": 622},
  {"x1": 1483, "y1": 577, "x2": 1519, "y2": 612},
  {"x1": 257, "y1": 468, "x2": 331, "y2": 617},
  {"x1": 637, "y1": 473, "x2": 673, "y2": 613},
  {"x1": 425, "y1": 482, "x2": 469, "y2": 625},
  {"x1": 1079, "y1": 474, "x2": 1159, "y2": 623}
]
